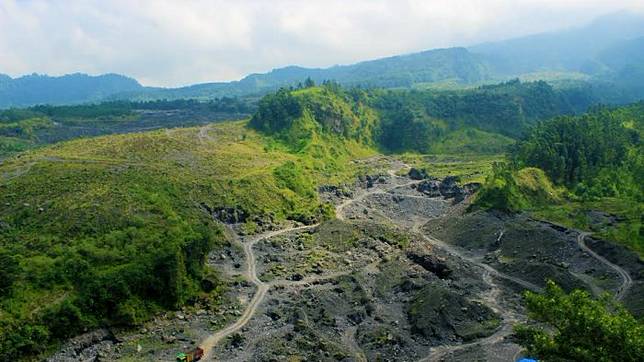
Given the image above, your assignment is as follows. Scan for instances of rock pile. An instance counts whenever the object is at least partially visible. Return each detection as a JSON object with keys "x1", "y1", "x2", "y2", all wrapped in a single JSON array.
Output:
[{"x1": 414, "y1": 176, "x2": 481, "y2": 201}]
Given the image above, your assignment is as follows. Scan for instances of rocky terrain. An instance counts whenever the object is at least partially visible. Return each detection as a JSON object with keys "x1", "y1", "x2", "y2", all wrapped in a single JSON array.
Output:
[{"x1": 46, "y1": 158, "x2": 638, "y2": 362}]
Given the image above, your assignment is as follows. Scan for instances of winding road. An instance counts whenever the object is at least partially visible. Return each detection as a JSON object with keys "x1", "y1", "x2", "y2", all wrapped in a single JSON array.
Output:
[
  {"x1": 577, "y1": 232, "x2": 633, "y2": 301},
  {"x1": 199, "y1": 172, "x2": 423, "y2": 360},
  {"x1": 412, "y1": 219, "x2": 526, "y2": 362}
]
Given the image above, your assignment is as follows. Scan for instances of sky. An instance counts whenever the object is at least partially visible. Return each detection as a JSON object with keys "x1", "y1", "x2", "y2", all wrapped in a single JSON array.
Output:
[{"x1": 1, "y1": 0, "x2": 643, "y2": 87}]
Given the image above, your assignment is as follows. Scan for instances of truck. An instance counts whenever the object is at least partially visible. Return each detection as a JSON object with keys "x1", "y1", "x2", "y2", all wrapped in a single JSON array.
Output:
[{"x1": 176, "y1": 347, "x2": 204, "y2": 362}]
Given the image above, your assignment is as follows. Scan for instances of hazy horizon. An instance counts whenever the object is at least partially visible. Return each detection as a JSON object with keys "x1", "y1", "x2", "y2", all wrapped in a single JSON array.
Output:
[{"x1": 1, "y1": 0, "x2": 643, "y2": 87}]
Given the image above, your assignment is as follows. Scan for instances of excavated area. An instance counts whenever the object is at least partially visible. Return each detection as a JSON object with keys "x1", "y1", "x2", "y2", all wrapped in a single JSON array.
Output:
[
  {"x1": 425, "y1": 211, "x2": 625, "y2": 298},
  {"x1": 47, "y1": 159, "x2": 639, "y2": 362},
  {"x1": 210, "y1": 242, "x2": 499, "y2": 361}
]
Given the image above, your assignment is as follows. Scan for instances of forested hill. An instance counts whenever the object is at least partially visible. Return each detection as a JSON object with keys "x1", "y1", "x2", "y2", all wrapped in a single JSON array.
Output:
[
  {"x1": 248, "y1": 80, "x2": 590, "y2": 155},
  {"x1": 512, "y1": 102, "x2": 643, "y2": 199}
]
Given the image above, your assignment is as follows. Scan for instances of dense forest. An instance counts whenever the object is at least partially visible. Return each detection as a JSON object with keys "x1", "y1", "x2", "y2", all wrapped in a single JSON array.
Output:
[{"x1": 512, "y1": 103, "x2": 642, "y2": 199}]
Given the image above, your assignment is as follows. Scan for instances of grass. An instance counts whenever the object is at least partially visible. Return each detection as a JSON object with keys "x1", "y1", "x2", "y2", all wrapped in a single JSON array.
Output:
[
  {"x1": 399, "y1": 153, "x2": 505, "y2": 184},
  {"x1": 429, "y1": 128, "x2": 514, "y2": 155},
  {"x1": 531, "y1": 198, "x2": 643, "y2": 257}
]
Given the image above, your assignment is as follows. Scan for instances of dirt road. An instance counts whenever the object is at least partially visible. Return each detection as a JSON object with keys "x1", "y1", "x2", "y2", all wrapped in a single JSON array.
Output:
[
  {"x1": 200, "y1": 172, "x2": 423, "y2": 360},
  {"x1": 577, "y1": 231, "x2": 633, "y2": 301}
]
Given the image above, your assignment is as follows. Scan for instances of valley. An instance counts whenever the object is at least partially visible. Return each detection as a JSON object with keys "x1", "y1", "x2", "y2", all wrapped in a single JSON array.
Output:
[
  {"x1": 1, "y1": 83, "x2": 642, "y2": 362},
  {"x1": 2, "y1": 5, "x2": 644, "y2": 362}
]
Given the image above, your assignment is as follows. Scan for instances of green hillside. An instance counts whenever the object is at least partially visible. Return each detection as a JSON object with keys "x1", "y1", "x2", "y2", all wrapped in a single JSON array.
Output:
[{"x1": 0, "y1": 116, "x2": 373, "y2": 358}]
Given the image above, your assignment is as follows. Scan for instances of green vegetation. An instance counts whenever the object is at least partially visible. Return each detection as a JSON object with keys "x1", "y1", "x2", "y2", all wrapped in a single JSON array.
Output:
[
  {"x1": 428, "y1": 128, "x2": 514, "y2": 154},
  {"x1": 0, "y1": 118, "x2": 54, "y2": 156},
  {"x1": 512, "y1": 106, "x2": 641, "y2": 199},
  {"x1": 374, "y1": 79, "x2": 585, "y2": 153},
  {"x1": 474, "y1": 164, "x2": 562, "y2": 212},
  {"x1": 515, "y1": 280, "x2": 644, "y2": 361},
  {"x1": 400, "y1": 153, "x2": 504, "y2": 184},
  {"x1": 475, "y1": 102, "x2": 642, "y2": 254},
  {"x1": 531, "y1": 199, "x2": 643, "y2": 256},
  {"x1": 250, "y1": 85, "x2": 377, "y2": 150},
  {"x1": 250, "y1": 80, "x2": 580, "y2": 157},
  {"x1": 0, "y1": 117, "x2": 370, "y2": 359},
  {"x1": 1, "y1": 79, "x2": 641, "y2": 359}
]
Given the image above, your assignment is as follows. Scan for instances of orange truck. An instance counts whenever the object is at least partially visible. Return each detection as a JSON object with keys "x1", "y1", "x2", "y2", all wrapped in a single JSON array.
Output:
[{"x1": 176, "y1": 347, "x2": 204, "y2": 362}]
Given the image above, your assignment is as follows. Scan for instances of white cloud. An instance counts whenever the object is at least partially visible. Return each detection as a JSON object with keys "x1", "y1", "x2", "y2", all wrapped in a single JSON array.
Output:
[{"x1": 0, "y1": 0, "x2": 642, "y2": 86}]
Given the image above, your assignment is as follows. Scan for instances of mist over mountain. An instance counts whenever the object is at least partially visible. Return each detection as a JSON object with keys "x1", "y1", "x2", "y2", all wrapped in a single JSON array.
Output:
[
  {"x1": 1, "y1": 11, "x2": 644, "y2": 108},
  {"x1": 470, "y1": 11, "x2": 644, "y2": 76}
]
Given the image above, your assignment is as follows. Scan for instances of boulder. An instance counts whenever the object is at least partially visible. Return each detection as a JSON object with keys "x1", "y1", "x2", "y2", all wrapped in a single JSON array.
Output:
[
  {"x1": 203, "y1": 204, "x2": 248, "y2": 224},
  {"x1": 408, "y1": 168, "x2": 429, "y2": 180},
  {"x1": 416, "y1": 180, "x2": 441, "y2": 197},
  {"x1": 438, "y1": 176, "x2": 461, "y2": 198},
  {"x1": 406, "y1": 252, "x2": 452, "y2": 279}
]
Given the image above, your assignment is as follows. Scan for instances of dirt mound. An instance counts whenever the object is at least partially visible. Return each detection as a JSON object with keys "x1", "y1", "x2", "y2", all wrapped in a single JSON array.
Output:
[{"x1": 408, "y1": 284, "x2": 500, "y2": 343}]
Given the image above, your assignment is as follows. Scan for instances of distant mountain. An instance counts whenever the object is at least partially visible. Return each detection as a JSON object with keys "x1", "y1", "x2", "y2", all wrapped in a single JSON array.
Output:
[
  {"x1": 0, "y1": 73, "x2": 142, "y2": 108},
  {"x1": 118, "y1": 47, "x2": 492, "y2": 102},
  {"x1": 243, "y1": 47, "x2": 491, "y2": 88},
  {"x1": 118, "y1": 11, "x2": 644, "y2": 102},
  {"x1": 469, "y1": 11, "x2": 644, "y2": 76},
  {"x1": 597, "y1": 36, "x2": 644, "y2": 72}
]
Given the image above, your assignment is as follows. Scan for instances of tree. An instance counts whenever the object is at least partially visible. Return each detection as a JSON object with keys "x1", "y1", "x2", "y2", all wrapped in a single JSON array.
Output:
[
  {"x1": 515, "y1": 280, "x2": 644, "y2": 361},
  {"x1": 0, "y1": 248, "x2": 20, "y2": 296},
  {"x1": 304, "y1": 77, "x2": 315, "y2": 88}
]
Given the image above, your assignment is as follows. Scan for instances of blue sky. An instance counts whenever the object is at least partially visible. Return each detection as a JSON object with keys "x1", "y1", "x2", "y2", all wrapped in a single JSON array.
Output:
[{"x1": 1, "y1": 0, "x2": 643, "y2": 87}]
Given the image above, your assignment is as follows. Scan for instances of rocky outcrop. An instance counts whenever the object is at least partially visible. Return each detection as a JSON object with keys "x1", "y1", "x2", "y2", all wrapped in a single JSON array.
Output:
[
  {"x1": 318, "y1": 185, "x2": 352, "y2": 198},
  {"x1": 212, "y1": 207, "x2": 248, "y2": 224},
  {"x1": 408, "y1": 168, "x2": 430, "y2": 180},
  {"x1": 46, "y1": 329, "x2": 117, "y2": 362},
  {"x1": 358, "y1": 174, "x2": 387, "y2": 188},
  {"x1": 463, "y1": 182, "x2": 481, "y2": 195},
  {"x1": 415, "y1": 177, "x2": 481, "y2": 201},
  {"x1": 415, "y1": 180, "x2": 441, "y2": 197},
  {"x1": 201, "y1": 203, "x2": 249, "y2": 224},
  {"x1": 406, "y1": 252, "x2": 452, "y2": 279}
]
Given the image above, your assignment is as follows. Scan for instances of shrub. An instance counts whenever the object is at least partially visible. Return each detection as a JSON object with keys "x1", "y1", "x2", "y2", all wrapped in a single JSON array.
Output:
[{"x1": 515, "y1": 280, "x2": 644, "y2": 361}]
